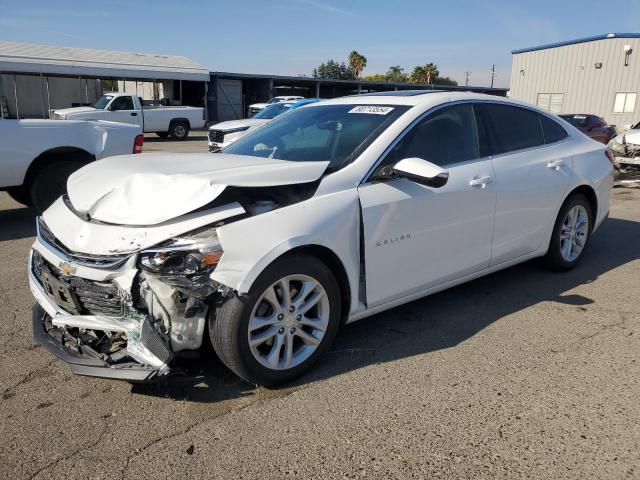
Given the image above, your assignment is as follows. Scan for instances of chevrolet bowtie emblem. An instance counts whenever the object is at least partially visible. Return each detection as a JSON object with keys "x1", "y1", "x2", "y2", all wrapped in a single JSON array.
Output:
[{"x1": 58, "y1": 262, "x2": 76, "y2": 276}]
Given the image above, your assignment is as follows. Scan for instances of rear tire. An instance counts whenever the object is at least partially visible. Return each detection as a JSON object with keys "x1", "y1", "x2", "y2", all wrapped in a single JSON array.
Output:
[
  {"x1": 210, "y1": 254, "x2": 341, "y2": 386},
  {"x1": 30, "y1": 160, "x2": 83, "y2": 212},
  {"x1": 155, "y1": 132, "x2": 169, "y2": 138},
  {"x1": 543, "y1": 193, "x2": 593, "y2": 271},
  {"x1": 6, "y1": 186, "x2": 34, "y2": 207},
  {"x1": 169, "y1": 122, "x2": 189, "y2": 140}
]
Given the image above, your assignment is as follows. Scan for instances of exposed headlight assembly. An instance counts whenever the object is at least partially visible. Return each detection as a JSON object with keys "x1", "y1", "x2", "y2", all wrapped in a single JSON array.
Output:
[
  {"x1": 139, "y1": 226, "x2": 223, "y2": 277},
  {"x1": 608, "y1": 137, "x2": 626, "y2": 154}
]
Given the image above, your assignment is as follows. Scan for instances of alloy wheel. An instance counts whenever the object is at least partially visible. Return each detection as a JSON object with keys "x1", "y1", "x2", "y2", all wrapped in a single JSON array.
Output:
[
  {"x1": 560, "y1": 204, "x2": 589, "y2": 262},
  {"x1": 248, "y1": 274, "x2": 330, "y2": 370}
]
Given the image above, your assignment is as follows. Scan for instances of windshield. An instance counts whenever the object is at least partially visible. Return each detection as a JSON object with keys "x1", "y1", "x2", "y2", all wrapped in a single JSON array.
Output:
[
  {"x1": 222, "y1": 104, "x2": 409, "y2": 171},
  {"x1": 253, "y1": 102, "x2": 293, "y2": 120},
  {"x1": 93, "y1": 95, "x2": 113, "y2": 109},
  {"x1": 560, "y1": 115, "x2": 587, "y2": 128}
]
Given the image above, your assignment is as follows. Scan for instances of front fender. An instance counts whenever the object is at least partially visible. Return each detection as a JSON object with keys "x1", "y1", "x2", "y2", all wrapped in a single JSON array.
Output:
[{"x1": 212, "y1": 189, "x2": 361, "y2": 313}]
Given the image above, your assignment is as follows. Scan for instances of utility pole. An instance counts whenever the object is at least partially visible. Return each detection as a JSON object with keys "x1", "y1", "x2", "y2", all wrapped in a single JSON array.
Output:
[
  {"x1": 490, "y1": 64, "x2": 496, "y2": 88},
  {"x1": 464, "y1": 71, "x2": 471, "y2": 86}
]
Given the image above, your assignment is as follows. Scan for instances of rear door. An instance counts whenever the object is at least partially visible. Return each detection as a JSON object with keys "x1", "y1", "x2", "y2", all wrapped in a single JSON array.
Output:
[
  {"x1": 478, "y1": 103, "x2": 573, "y2": 265},
  {"x1": 359, "y1": 103, "x2": 497, "y2": 306}
]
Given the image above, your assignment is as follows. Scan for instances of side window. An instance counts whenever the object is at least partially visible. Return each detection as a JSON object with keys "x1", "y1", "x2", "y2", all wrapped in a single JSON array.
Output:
[
  {"x1": 539, "y1": 114, "x2": 568, "y2": 144},
  {"x1": 110, "y1": 96, "x2": 134, "y2": 111},
  {"x1": 383, "y1": 104, "x2": 479, "y2": 168},
  {"x1": 479, "y1": 104, "x2": 544, "y2": 154}
]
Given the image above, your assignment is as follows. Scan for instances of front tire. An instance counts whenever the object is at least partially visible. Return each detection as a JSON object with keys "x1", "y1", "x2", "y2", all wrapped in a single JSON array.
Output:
[
  {"x1": 543, "y1": 193, "x2": 593, "y2": 271},
  {"x1": 30, "y1": 160, "x2": 83, "y2": 212},
  {"x1": 169, "y1": 121, "x2": 189, "y2": 140},
  {"x1": 210, "y1": 254, "x2": 341, "y2": 386},
  {"x1": 6, "y1": 186, "x2": 34, "y2": 207}
]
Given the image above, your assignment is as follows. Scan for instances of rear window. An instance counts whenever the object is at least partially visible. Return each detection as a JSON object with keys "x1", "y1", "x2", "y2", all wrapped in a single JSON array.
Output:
[
  {"x1": 479, "y1": 103, "x2": 544, "y2": 154},
  {"x1": 539, "y1": 114, "x2": 568, "y2": 144},
  {"x1": 560, "y1": 114, "x2": 588, "y2": 128}
]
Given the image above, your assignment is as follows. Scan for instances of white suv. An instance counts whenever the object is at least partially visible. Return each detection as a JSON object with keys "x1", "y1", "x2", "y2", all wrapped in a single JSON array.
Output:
[
  {"x1": 30, "y1": 91, "x2": 613, "y2": 385},
  {"x1": 248, "y1": 95, "x2": 304, "y2": 117}
]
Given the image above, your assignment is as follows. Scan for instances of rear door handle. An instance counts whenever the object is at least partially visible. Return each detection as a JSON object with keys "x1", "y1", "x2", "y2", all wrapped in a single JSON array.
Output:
[
  {"x1": 547, "y1": 159, "x2": 564, "y2": 170},
  {"x1": 131, "y1": 112, "x2": 138, "y2": 117},
  {"x1": 469, "y1": 175, "x2": 493, "y2": 188}
]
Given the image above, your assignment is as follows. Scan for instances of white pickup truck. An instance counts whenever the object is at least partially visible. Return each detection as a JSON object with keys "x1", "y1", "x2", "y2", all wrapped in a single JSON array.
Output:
[
  {"x1": 0, "y1": 119, "x2": 143, "y2": 211},
  {"x1": 52, "y1": 93, "x2": 206, "y2": 140}
]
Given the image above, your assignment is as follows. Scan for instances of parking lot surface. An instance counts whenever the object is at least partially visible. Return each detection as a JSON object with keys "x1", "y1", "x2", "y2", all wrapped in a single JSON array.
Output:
[{"x1": 0, "y1": 141, "x2": 638, "y2": 478}]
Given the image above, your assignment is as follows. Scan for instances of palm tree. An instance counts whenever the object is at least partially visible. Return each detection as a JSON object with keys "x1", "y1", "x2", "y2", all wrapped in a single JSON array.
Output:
[
  {"x1": 348, "y1": 51, "x2": 367, "y2": 78},
  {"x1": 411, "y1": 63, "x2": 440, "y2": 83},
  {"x1": 386, "y1": 65, "x2": 407, "y2": 82}
]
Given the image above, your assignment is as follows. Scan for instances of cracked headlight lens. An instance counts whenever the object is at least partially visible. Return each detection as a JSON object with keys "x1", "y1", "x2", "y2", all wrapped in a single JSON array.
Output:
[{"x1": 138, "y1": 227, "x2": 223, "y2": 276}]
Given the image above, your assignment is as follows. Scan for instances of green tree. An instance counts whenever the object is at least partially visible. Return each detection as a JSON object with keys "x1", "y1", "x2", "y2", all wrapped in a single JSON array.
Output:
[
  {"x1": 348, "y1": 50, "x2": 368, "y2": 78},
  {"x1": 386, "y1": 65, "x2": 408, "y2": 83},
  {"x1": 312, "y1": 59, "x2": 356, "y2": 80},
  {"x1": 410, "y1": 63, "x2": 458, "y2": 86}
]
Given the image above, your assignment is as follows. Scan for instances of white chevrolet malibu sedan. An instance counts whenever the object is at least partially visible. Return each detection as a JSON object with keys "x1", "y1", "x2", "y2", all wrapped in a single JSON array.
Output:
[{"x1": 29, "y1": 91, "x2": 614, "y2": 385}]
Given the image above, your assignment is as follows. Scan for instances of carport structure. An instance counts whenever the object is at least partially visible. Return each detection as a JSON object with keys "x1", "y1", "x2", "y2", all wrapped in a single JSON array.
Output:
[
  {"x1": 0, "y1": 41, "x2": 210, "y2": 119},
  {"x1": 209, "y1": 71, "x2": 508, "y2": 122}
]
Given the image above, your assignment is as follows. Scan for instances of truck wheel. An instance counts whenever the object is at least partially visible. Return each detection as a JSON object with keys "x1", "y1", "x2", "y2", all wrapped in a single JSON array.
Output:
[
  {"x1": 30, "y1": 161, "x2": 83, "y2": 212},
  {"x1": 155, "y1": 132, "x2": 169, "y2": 138},
  {"x1": 210, "y1": 254, "x2": 341, "y2": 386},
  {"x1": 169, "y1": 122, "x2": 189, "y2": 140},
  {"x1": 6, "y1": 186, "x2": 34, "y2": 207}
]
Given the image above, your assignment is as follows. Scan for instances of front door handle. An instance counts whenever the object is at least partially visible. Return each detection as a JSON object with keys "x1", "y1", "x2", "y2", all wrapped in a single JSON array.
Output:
[
  {"x1": 131, "y1": 112, "x2": 138, "y2": 117},
  {"x1": 469, "y1": 175, "x2": 493, "y2": 188},
  {"x1": 547, "y1": 159, "x2": 564, "y2": 170}
]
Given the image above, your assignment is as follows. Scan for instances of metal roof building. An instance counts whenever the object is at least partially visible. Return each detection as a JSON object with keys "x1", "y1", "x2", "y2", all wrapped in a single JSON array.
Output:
[
  {"x1": 509, "y1": 33, "x2": 640, "y2": 128},
  {"x1": 0, "y1": 41, "x2": 209, "y2": 119},
  {"x1": 0, "y1": 41, "x2": 209, "y2": 81}
]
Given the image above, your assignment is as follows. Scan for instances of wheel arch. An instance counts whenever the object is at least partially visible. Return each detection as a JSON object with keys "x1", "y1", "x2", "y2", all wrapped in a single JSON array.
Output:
[
  {"x1": 169, "y1": 117, "x2": 191, "y2": 128},
  {"x1": 563, "y1": 183, "x2": 598, "y2": 230},
  {"x1": 22, "y1": 147, "x2": 95, "y2": 189},
  {"x1": 279, "y1": 245, "x2": 352, "y2": 323}
]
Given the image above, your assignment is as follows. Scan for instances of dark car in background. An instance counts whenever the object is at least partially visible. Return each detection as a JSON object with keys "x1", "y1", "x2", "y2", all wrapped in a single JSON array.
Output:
[{"x1": 559, "y1": 114, "x2": 616, "y2": 144}]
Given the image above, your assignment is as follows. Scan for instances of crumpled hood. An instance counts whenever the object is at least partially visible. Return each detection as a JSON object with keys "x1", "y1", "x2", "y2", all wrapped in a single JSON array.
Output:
[
  {"x1": 67, "y1": 153, "x2": 329, "y2": 225},
  {"x1": 54, "y1": 106, "x2": 99, "y2": 116},
  {"x1": 209, "y1": 118, "x2": 268, "y2": 131}
]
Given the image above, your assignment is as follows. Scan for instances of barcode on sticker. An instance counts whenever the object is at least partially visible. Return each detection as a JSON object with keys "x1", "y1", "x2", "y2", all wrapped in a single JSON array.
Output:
[{"x1": 348, "y1": 106, "x2": 394, "y2": 115}]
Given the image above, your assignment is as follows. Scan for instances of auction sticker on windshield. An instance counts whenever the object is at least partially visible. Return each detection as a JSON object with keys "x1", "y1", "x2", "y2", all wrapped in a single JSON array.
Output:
[{"x1": 349, "y1": 106, "x2": 395, "y2": 115}]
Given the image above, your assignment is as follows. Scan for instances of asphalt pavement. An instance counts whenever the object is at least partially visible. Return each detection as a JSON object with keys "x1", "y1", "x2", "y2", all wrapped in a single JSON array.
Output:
[{"x1": 1, "y1": 142, "x2": 638, "y2": 479}]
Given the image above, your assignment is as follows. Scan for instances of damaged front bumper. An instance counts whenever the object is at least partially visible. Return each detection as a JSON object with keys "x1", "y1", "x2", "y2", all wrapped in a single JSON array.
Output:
[
  {"x1": 609, "y1": 142, "x2": 640, "y2": 172},
  {"x1": 28, "y1": 228, "x2": 214, "y2": 382}
]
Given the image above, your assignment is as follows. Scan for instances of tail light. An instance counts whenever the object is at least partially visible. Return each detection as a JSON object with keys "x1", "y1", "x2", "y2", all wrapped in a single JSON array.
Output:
[
  {"x1": 605, "y1": 149, "x2": 615, "y2": 166},
  {"x1": 133, "y1": 134, "x2": 144, "y2": 154}
]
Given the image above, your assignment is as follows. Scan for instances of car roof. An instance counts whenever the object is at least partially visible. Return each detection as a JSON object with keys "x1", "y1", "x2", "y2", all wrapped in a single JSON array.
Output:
[{"x1": 313, "y1": 91, "x2": 520, "y2": 108}]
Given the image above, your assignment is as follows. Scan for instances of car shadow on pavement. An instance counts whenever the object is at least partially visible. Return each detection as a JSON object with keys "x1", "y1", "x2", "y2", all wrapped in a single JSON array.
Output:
[
  {"x1": 132, "y1": 216, "x2": 640, "y2": 403},
  {"x1": 0, "y1": 206, "x2": 36, "y2": 242}
]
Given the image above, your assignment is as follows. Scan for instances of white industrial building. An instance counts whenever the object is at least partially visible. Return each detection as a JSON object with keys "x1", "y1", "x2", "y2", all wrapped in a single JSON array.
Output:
[
  {"x1": 510, "y1": 33, "x2": 640, "y2": 128},
  {"x1": 0, "y1": 41, "x2": 210, "y2": 119}
]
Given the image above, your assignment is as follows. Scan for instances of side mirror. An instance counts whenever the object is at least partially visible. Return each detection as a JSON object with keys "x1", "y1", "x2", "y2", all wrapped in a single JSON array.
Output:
[{"x1": 393, "y1": 157, "x2": 449, "y2": 188}]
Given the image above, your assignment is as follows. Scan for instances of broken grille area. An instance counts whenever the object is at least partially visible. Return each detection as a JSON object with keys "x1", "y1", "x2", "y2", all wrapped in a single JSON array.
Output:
[
  {"x1": 32, "y1": 251, "x2": 125, "y2": 317},
  {"x1": 208, "y1": 130, "x2": 225, "y2": 143}
]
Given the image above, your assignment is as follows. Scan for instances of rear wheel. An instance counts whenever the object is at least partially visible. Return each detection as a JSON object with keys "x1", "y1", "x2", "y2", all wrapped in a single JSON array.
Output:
[
  {"x1": 543, "y1": 193, "x2": 593, "y2": 271},
  {"x1": 169, "y1": 122, "x2": 189, "y2": 140},
  {"x1": 155, "y1": 132, "x2": 169, "y2": 138},
  {"x1": 30, "y1": 160, "x2": 83, "y2": 212},
  {"x1": 210, "y1": 254, "x2": 341, "y2": 386}
]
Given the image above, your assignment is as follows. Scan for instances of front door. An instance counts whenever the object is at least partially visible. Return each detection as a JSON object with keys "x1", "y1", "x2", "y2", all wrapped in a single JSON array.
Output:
[
  {"x1": 108, "y1": 96, "x2": 142, "y2": 127},
  {"x1": 358, "y1": 103, "x2": 497, "y2": 307}
]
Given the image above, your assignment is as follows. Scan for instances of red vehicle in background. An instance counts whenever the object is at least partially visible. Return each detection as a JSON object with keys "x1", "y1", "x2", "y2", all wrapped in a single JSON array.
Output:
[{"x1": 559, "y1": 114, "x2": 617, "y2": 144}]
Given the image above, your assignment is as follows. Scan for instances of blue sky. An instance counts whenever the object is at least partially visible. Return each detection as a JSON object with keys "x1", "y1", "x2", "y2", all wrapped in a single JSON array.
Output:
[{"x1": 1, "y1": 0, "x2": 639, "y2": 87}]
